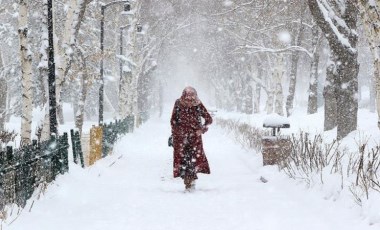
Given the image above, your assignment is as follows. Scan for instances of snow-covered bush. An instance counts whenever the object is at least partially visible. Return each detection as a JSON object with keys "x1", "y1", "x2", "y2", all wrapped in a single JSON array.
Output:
[
  {"x1": 215, "y1": 117, "x2": 269, "y2": 151},
  {"x1": 216, "y1": 118, "x2": 380, "y2": 205}
]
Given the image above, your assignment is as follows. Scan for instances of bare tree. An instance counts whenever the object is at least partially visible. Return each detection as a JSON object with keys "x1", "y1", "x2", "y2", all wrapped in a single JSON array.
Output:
[{"x1": 19, "y1": 0, "x2": 33, "y2": 145}]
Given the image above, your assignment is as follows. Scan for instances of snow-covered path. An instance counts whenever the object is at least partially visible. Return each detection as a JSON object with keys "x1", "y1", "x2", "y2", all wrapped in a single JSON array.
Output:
[{"x1": 5, "y1": 116, "x2": 375, "y2": 230}]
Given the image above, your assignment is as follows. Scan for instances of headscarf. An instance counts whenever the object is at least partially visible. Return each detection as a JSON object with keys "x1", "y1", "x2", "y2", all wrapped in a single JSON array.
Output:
[{"x1": 180, "y1": 86, "x2": 201, "y2": 107}]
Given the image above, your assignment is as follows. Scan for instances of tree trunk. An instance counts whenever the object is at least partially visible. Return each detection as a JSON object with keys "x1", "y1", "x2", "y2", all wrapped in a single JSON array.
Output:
[
  {"x1": 158, "y1": 80, "x2": 163, "y2": 118},
  {"x1": 307, "y1": 24, "x2": 321, "y2": 114},
  {"x1": 19, "y1": 0, "x2": 33, "y2": 145},
  {"x1": 131, "y1": 2, "x2": 142, "y2": 126},
  {"x1": 370, "y1": 77, "x2": 376, "y2": 113},
  {"x1": 6, "y1": 89, "x2": 11, "y2": 122},
  {"x1": 119, "y1": 62, "x2": 130, "y2": 118},
  {"x1": 75, "y1": 49, "x2": 88, "y2": 135},
  {"x1": 285, "y1": 3, "x2": 306, "y2": 117},
  {"x1": 55, "y1": 0, "x2": 77, "y2": 125},
  {"x1": 56, "y1": 0, "x2": 88, "y2": 125},
  {"x1": 244, "y1": 84, "x2": 253, "y2": 114},
  {"x1": 40, "y1": 0, "x2": 50, "y2": 141},
  {"x1": 324, "y1": 57, "x2": 337, "y2": 131},
  {"x1": 120, "y1": 1, "x2": 140, "y2": 122},
  {"x1": 0, "y1": 51, "x2": 6, "y2": 132},
  {"x1": 357, "y1": 0, "x2": 380, "y2": 126},
  {"x1": 285, "y1": 51, "x2": 300, "y2": 117},
  {"x1": 0, "y1": 77, "x2": 6, "y2": 132},
  {"x1": 335, "y1": 54, "x2": 359, "y2": 140},
  {"x1": 254, "y1": 62, "x2": 262, "y2": 113},
  {"x1": 308, "y1": 0, "x2": 359, "y2": 140},
  {"x1": 266, "y1": 76, "x2": 274, "y2": 114},
  {"x1": 274, "y1": 56, "x2": 284, "y2": 116}
]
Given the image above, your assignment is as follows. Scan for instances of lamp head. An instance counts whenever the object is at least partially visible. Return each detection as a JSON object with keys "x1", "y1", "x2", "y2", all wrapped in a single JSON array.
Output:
[
  {"x1": 124, "y1": 1, "x2": 131, "y2": 12},
  {"x1": 137, "y1": 23, "x2": 142, "y2": 33}
]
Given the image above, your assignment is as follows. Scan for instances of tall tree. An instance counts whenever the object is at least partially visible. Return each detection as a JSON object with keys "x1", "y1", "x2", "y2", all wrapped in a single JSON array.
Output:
[
  {"x1": 308, "y1": 0, "x2": 359, "y2": 140},
  {"x1": 357, "y1": 1, "x2": 380, "y2": 128},
  {"x1": 18, "y1": 0, "x2": 33, "y2": 145},
  {"x1": 324, "y1": 53, "x2": 338, "y2": 130},
  {"x1": 285, "y1": 2, "x2": 306, "y2": 117},
  {"x1": 254, "y1": 60, "x2": 263, "y2": 113},
  {"x1": 39, "y1": 0, "x2": 50, "y2": 141},
  {"x1": 307, "y1": 23, "x2": 322, "y2": 114},
  {"x1": 0, "y1": 51, "x2": 6, "y2": 132}
]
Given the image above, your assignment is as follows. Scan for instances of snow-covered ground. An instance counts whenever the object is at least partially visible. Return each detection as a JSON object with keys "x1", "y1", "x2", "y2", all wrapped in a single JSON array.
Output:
[{"x1": 3, "y1": 109, "x2": 379, "y2": 230}]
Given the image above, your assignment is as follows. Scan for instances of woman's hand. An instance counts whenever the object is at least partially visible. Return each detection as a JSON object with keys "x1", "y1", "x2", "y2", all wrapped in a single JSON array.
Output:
[
  {"x1": 196, "y1": 126, "x2": 208, "y2": 136},
  {"x1": 202, "y1": 126, "x2": 208, "y2": 133},
  {"x1": 196, "y1": 129, "x2": 203, "y2": 136}
]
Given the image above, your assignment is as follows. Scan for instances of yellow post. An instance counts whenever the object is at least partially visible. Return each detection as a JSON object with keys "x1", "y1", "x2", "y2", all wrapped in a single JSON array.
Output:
[{"x1": 89, "y1": 126, "x2": 103, "y2": 166}]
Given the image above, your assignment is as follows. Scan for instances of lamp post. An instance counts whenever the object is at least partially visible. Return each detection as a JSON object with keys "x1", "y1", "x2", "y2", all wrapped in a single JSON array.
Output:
[
  {"x1": 99, "y1": 0, "x2": 131, "y2": 125},
  {"x1": 48, "y1": 0, "x2": 57, "y2": 136}
]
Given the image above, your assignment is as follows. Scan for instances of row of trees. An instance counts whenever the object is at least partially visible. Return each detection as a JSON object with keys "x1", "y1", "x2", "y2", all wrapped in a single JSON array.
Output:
[
  {"x1": 155, "y1": 0, "x2": 379, "y2": 140},
  {"x1": 0, "y1": 0, "x2": 163, "y2": 144},
  {"x1": 0, "y1": 0, "x2": 379, "y2": 142}
]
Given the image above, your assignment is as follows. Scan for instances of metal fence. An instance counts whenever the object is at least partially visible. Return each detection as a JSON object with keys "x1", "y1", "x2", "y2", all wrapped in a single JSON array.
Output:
[
  {"x1": 71, "y1": 115, "x2": 135, "y2": 167},
  {"x1": 0, "y1": 133, "x2": 69, "y2": 209},
  {"x1": 102, "y1": 116, "x2": 135, "y2": 157},
  {"x1": 0, "y1": 114, "x2": 142, "y2": 208}
]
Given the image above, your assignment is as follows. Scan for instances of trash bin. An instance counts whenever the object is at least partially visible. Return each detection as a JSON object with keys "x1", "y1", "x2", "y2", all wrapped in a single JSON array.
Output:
[{"x1": 262, "y1": 114, "x2": 291, "y2": 166}]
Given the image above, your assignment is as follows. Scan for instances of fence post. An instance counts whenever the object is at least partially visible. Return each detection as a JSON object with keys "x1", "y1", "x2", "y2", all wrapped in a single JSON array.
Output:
[
  {"x1": 6, "y1": 146, "x2": 13, "y2": 164},
  {"x1": 75, "y1": 131, "x2": 85, "y2": 168},
  {"x1": 49, "y1": 135, "x2": 58, "y2": 181},
  {"x1": 0, "y1": 149, "x2": 4, "y2": 167},
  {"x1": 28, "y1": 140, "x2": 38, "y2": 199},
  {"x1": 102, "y1": 123, "x2": 109, "y2": 158},
  {"x1": 0, "y1": 150, "x2": 4, "y2": 209},
  {"x1": 4, "y1": 146, "x2": 14, "y2": 205},
  {"x1": 62, "y1": 132, "x2": 69, "y2": 173}
]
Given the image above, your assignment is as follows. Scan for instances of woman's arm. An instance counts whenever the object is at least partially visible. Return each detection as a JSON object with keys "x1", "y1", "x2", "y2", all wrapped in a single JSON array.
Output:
[
  {"x1": 170, "y1": 100, "x2": 179, "y2": 133},
  {"x1": 199, "y1": 103, "x2": 212, "y2": 126}
]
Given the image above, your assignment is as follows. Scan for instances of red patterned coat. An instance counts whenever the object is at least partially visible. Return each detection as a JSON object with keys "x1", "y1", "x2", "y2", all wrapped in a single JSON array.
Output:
[{"x1": 170, "y1": 99, "x2": 213, "y2": 178}]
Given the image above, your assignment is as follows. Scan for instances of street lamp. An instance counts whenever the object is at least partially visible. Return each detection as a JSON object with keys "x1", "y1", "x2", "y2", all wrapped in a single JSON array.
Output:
[{"x1": 99, "y1": 0, "x2": 131, "y2": 125}]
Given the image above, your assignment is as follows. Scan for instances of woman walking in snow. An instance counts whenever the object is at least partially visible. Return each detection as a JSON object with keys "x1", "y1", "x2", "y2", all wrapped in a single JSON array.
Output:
[{"x1": 170, "y1": 86, "x2": 213, "y2": 191}]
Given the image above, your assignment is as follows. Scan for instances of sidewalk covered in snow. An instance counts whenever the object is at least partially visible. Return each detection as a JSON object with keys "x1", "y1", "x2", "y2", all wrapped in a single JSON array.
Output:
[{"x1": 4, "y1": 115, "x2": 375, "y2": 230}]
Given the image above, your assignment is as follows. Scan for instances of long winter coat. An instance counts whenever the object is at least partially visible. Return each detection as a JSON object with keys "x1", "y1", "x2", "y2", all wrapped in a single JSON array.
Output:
[{"x1": 170, "y1": 99, "x2": 213, "y2": 178}]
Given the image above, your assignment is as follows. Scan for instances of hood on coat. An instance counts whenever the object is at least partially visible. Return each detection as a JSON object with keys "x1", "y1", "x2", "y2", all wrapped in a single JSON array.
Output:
[{"x1": 180, "y1": 86, "x2": 201, "y2": 107}]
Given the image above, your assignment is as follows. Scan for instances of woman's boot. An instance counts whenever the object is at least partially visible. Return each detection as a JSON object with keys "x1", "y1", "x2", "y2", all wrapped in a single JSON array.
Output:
[{"x1": 184, "y1": 176, "x2": 192, "y2": 190}]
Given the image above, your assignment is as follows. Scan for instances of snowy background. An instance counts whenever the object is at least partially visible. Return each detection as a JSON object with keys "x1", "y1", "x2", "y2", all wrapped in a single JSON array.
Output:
[{"x1": 1, "y1": 103, "x2": 379, "y2": 229}]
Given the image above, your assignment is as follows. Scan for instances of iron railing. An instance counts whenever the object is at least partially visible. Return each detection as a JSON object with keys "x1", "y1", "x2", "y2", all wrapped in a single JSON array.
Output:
[{"x1": 0, "y1": 133, "x2": 69, "y2": 209}]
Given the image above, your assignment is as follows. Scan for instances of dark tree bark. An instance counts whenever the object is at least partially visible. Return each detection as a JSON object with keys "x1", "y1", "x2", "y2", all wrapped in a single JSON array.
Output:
[
  {"x1": 307, "y1": 24, "x2": 321, "y2": 114},
  {"x1": 324, "y1": 54, "x2": 337, "y2": 131},
  {"x1": 308, "y1": 0, "x2": 359, "y2": 140}
]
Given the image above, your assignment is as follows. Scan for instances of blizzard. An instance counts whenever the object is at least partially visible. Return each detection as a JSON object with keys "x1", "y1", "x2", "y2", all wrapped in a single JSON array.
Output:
[{"x1": 4, "y1": 108, "x2": 378, "y2": 230}]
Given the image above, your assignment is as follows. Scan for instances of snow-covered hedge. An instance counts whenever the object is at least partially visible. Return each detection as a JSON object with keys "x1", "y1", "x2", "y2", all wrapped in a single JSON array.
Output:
[{"x1": 216, "y1": 117, "x2": 380, "y2": 225}]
